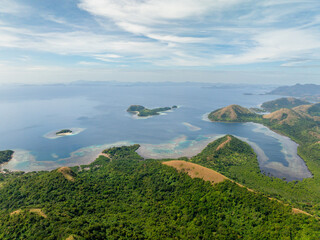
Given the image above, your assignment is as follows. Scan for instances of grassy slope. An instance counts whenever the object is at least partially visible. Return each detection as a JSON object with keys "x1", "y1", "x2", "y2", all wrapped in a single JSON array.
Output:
[{"x1": 0, "y1": 145, "x2": 319, "y2": 239}]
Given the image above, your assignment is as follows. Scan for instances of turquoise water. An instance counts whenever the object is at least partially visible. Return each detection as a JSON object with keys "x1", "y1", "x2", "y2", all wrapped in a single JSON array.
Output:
[{"x1": 0, "y1": 83, "x2": 312, "y2": 181}]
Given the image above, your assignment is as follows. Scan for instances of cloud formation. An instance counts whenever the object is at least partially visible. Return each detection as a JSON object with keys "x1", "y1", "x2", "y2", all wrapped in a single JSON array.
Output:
[{"x1": 0, "y1": 0, "x2": 320, "y2": 83}]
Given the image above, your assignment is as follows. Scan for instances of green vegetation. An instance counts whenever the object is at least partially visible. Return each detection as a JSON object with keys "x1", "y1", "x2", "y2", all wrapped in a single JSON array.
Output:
[
  {"x1": 308, "y1": 103, "x2": 320, "y2": 117},
  {"x1": 0, "y1": 150, "x2": 14, "y2": 165},
  {"x1": 127, "y1": 105, "x2": 173, "y2": 117},
  {"x1": 127, "y1": 105, "x2": 145, "y2": 112},
  {"x1": 261, "y1": 97, "x2": 310, "y2": 112},
  {"x1": 56, "y1": 129, "x2": 72, "y2": 135},
  {"x1": 208, "y1": 103, "x2": 320, "y2": 216},
  {"x1": 0, "y1": 145, "x2": 319, "y2": 239}
]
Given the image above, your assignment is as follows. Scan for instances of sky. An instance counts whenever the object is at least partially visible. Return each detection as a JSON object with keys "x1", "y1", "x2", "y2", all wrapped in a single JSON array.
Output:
[{"x1": 0, "y1": 0, "x2": 320, "y2": 84}]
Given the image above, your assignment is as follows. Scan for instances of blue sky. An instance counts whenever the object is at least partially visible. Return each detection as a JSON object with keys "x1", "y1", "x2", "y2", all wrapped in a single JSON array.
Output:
[{"x1": 1, "y1": 0, "x2": 320, "y2": 84}]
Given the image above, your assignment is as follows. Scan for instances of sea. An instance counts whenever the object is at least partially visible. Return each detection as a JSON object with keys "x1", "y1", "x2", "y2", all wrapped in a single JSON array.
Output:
[{"x1": 0, "y1": 82, "x2": 312, "y2": 181}]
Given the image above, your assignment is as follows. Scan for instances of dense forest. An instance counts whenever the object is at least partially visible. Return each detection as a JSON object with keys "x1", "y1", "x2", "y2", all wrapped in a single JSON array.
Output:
[{"x1": 0, "y1": 144, "x2": 319, "y2": 239}]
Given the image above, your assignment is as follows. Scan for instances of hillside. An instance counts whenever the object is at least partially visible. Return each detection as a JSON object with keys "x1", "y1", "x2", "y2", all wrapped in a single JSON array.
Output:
[
  {"x1": 208, "y1": 104, "x2": 259, "y2": 122},
  {"x1": 308, "y1": 103, "x2": 320, "y2": 116},
  {"x1": 293, "y1": 103, "x2": 320, "y2": 121},
  {"x1": 0, "y1": 143, "x2": 319, "y2": 239},
  {"x1": 267, "y1": 84, "x2": 320, "y2": 97},
  {"x1": 262, "y1": 108, "x2": 303, "y2": 125},
  {"x1": 261, "y1": 97, "x2": 310, "y2": 112}
]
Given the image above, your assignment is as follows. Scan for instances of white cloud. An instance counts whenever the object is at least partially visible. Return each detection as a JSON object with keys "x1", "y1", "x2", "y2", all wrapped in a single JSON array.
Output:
[
  {"x1": 0, "y1": 0, "x2": 29, "y2": 14},
  {"x1": 77, "y1": 0, "x2": 243, "y2": 42},
  {"x1": 78, "y1": 0, "x2": 243, "y2": 24},
  {"x1": 215, "y1": 29, "x2": 320, "y2": 64},
  {"x1": 1, "y1": 0, "x2": 320, "y2": 72}
]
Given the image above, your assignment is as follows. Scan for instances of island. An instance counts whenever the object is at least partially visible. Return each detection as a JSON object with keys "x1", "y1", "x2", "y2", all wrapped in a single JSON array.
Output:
[
  {"x1": 127, "y1": 105, "x2": 175, "y2": 117},
  {"x1": 56, "y1": 129, "x2": 73, "y2": 136},
  {"x1": 0, "y1": 150, "x2": 14, "y2": 165}
]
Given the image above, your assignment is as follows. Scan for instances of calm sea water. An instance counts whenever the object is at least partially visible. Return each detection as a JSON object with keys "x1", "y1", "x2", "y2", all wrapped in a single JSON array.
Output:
[{"x1": 0, "y1": 83, "x2": 312, "y2": 181}]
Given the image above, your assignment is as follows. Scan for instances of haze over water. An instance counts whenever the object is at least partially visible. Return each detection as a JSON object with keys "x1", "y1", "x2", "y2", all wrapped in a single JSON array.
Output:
[{"x1": 0, "y1": 82, "x2": 312, "y2": 181}]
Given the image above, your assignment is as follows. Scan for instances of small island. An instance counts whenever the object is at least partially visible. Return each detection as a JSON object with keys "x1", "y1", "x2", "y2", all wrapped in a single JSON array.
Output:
[
  {"x1": 127, "y1": 105, "x2": 176, "y2": 117},
  {"x1": 0, "y1": 150, "x2": 14, "y2": 165},
  {"x1": 44, "y1": 128, "x2": 85, "y2": 139},
  {"x1": 56, "y1": 129, "x2": 73, "y2": 136}
]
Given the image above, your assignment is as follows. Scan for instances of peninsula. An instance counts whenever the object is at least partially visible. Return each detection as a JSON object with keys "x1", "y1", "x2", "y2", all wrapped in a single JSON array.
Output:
[
  {"x1": 127, "y1": 105, "x2": 175, "y2": 117},
  {"x1": 208, "y1": 99, "x2": 320, "y2": 216}
]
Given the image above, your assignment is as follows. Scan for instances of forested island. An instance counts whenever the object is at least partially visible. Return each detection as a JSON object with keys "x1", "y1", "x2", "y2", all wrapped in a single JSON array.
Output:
[
  {"x1": 0, "y1": 140, "x2": 319, "y2": 239},
  {"x1": 0, "y1": 150, "x2": 14, "y2": 165},
  {"x1": 127, "y1": 105, "x2": 175, "y2": 117},
  {"x1": 56, "y1": 129, "x2": 73, "y2": 135}
]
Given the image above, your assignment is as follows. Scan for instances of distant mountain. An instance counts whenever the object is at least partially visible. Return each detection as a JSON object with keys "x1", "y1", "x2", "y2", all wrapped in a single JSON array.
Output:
[
  {"x1": 267, "y1": 84, "x2": 320, "y2": 97},
  {"x1": 208, "y1": 104, "x2": 258, "y2": 122},
  {"x1": 261, "y1": 97, "x2": 310, "y2": 112}
]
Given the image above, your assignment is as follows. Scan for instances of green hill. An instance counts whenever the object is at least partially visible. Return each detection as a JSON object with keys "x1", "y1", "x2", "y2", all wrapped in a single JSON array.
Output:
[
  {"x1": 262, "y1": 108, "x2": 303, "y2": 126},
  {"x1": 0, "y1": 143, "x2": 319, "y2": 239},
  {"x1": 261, "y1": 97, "x2": 310, "y2": 112},
  {"x1": 208, "y1": 104, "x2": 259, "y2": 122},
  {"x1": 307, "y1": 103, "x2": 320, "y2": 117}
]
